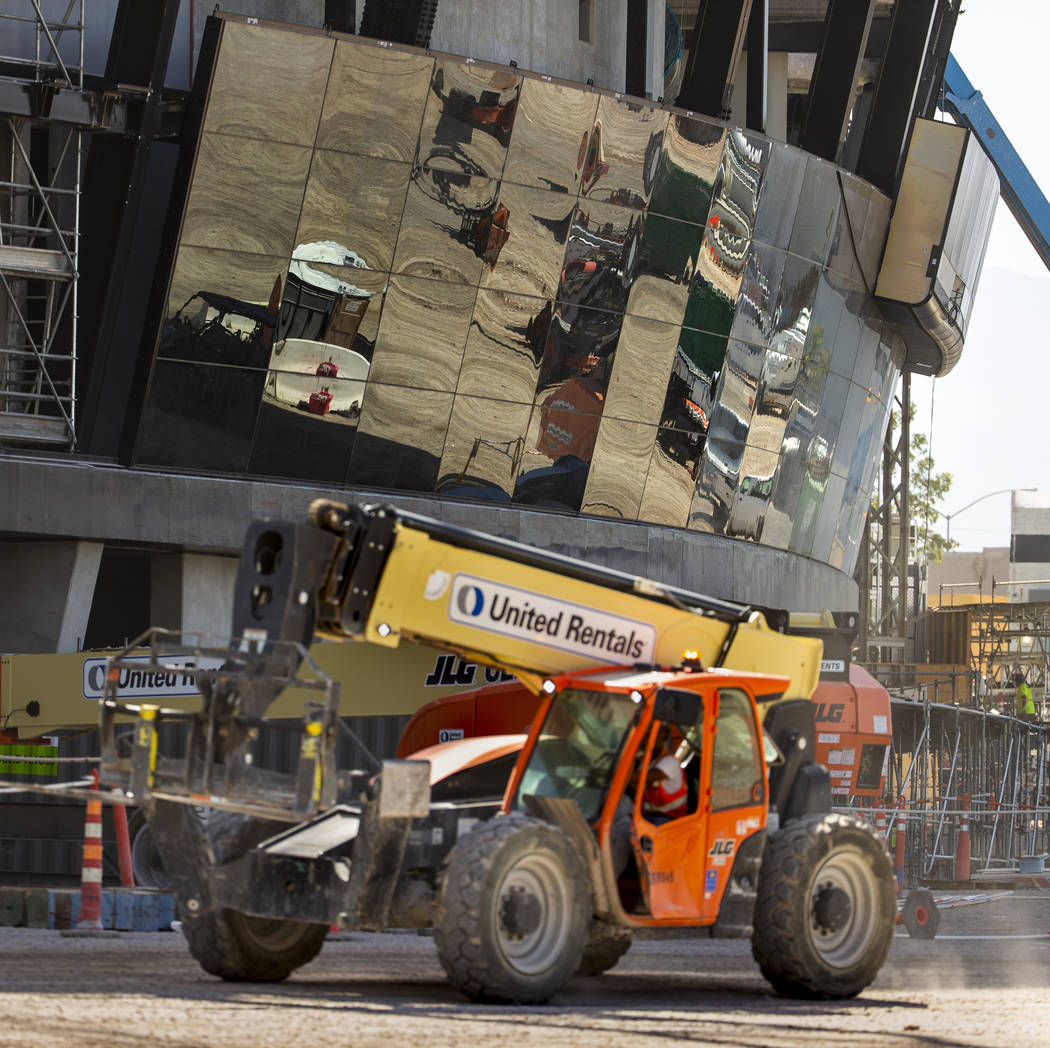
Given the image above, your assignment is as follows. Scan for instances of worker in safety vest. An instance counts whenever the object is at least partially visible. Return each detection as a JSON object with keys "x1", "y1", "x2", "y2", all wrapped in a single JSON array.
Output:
[
  {"x1": 1015, "y1": 673, "x2": 1036, "y2": 718},
  {"x1": 642, "y1": 727, "x2": 689, "y2": 820}
]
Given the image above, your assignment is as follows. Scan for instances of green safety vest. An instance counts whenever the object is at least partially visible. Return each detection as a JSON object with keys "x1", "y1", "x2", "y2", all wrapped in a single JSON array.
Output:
[{"x1": 1017, "y1": 683, "x2": 1035, "y2": 716}]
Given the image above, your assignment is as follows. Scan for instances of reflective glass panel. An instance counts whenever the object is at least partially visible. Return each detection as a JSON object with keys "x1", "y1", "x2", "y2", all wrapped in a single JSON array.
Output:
[
  {"x1": 604, "y1": 313, "x2": 681, "y2": 425},
  {"x1": 834, "y1": 380, "x2": 866, "y2": 484},
  {"x1": 730, "y1": 242, "x2": 785, "y2": 350},
  {"x1": 318, "y1": 42, "x2": 433, "y2": 162},
  {"x1": 162, "y1": 247, "x2": 288, "y2": 370},
  {"x1": 580, "y1": 96, "x2": 668, "y2": 210},
  {"x1": 561, "y1": 200, "x2": 638, "y2": 312},
  {"x1": 135, "y1": 360, "x2": 263, "y2": 473},
  {"x1": 648, "y1": 115, "x2": 725, "y2": 226},
  {"x1": 294, "y1": 152, "x2": 412, "y2": 275},
  {"x1": 502, "y1": 78, "x2": 598, "y2": 194},
  {"x1": 512, "y1": 403, "x2": 597, "y2": 511},
  {"x1": 808, "y1": 472, "x2": 846, "y2": 564},
  {"x1": 624, "y1": 213, "x2": 703, "y2": 323},
  {"x1": 725, "y1": 445, "x2": 779, "y2": 543},
  {"x1": 274, "y1": 260, "x2": 387, "y2": 362},
  {"x1": 349, "y1": 383, "x2": 454, "y2": 492},
  {"x1": 436, "y1": 394, "x2": 532, "y2": 500},
  {"x1": 785, "y1": 427, "x2": 834, "y2": 557},
  {"x1": 392, "y1": 166, "x2": 499, "y2": 287},
  {"x1": 753, "y1": 144, "x2": 805, "y2": 250},
  {"x1": 456, "y1": 288, "x2": 546, "y2": 402},
  {"x1": 247, "y1": 370, "x2": 360, "y2": 485},
  {"x1": 826, "y1": 173, "x2": 870, "y2": 285},
  {"x1": 719, "y1": 338, "x2": 764, "y2": 433},
  {"x1": 580, "y1": 418, "x2": 657, "y2": 520},
  {"x1": 857, "y1": 188, "x2": 892, "y2": 290},
  {"x1": 204, "y1": 21, "x2": 333, "y2": 146},
  {"x1": 367, "y1": 275, "x2": 475, "y2": 392},
  {"x1": 639, "y1": 426, "x2": 697, "y2": 528},
  {"x1": 479, "y1": 182, "x2": 575, "y2": 300},
  {"x1": 181, "y1": 133, "x2": 311, "y2": 258},
  {"x1": 789, "y1": 156, "x2": 841, "y2": 265},
  {"x1": 534, "y1": 301, "x2": 623, "y2": 404},
  {"x1": 417, "y1": 60, "x2": 522, "y2": 183},
  {"x1": 689, "y1": 398, "x2": 749, "y2": 534}
]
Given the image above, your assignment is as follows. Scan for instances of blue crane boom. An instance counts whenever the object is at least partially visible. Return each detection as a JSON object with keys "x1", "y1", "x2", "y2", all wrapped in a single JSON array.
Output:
[{"x1": 942, "y1": 54, "x2": 1050, "y2": 273}]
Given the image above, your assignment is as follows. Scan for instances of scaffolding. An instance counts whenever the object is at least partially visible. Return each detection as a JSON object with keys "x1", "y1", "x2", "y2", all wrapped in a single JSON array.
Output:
[
  {"x1": 850, "y1": 695, "x2": 1050, "y2": 885},
  {"x1": 0, "y1": 2, "x2": 84, "y2": 449}
]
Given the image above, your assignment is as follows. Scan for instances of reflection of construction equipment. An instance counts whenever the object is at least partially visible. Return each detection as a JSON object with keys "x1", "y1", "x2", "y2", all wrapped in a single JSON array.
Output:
[
  {"x1": 306, "y1": 388, "x2": 333, "y2": 415},
  {"x1": 88, "y1": 501, "x2": 893, "y2": 1003}
]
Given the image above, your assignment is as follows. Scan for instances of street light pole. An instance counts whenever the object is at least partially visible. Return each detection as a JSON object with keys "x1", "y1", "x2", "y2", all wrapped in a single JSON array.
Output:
[{"x1": 942, "y1": 488, "x2": 1036, "y2": 546}]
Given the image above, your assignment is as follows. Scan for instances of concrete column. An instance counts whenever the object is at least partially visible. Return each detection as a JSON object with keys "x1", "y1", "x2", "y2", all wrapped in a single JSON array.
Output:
[
  {"x1": 730, "y1": 51, "x2": 788, "y2": 142},
  {"x1": 646, "y1": 0, "x2": 665, "y2": 100},
  {"x1": 181, "y1": 553, "x2": 238, "y2": 639},
  {"x1": 0, "y1": 541, "x2": 102, "y2": 653}
]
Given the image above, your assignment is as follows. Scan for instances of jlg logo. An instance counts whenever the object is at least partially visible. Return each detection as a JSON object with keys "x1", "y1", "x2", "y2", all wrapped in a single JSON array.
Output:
[
  {"x1": 815, "y1": 703, "x2": 844, "y2": 723},
  {"x1": 708, "y1": 839, "x2": 734, "y2": 857}
]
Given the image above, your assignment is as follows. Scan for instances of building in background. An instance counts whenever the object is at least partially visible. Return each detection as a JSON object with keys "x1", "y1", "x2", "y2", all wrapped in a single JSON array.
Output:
[{"x1": 0, "y1": 0, "x2": 996, "y2": 703}]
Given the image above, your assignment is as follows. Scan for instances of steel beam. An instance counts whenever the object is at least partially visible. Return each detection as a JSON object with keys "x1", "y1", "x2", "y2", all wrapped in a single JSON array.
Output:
[{"x1": 675, "y1": 0, "x2": 753, "y2": 119}]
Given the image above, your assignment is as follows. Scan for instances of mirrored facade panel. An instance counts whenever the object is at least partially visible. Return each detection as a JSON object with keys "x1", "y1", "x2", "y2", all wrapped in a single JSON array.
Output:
[
  {"x1": 161, "y1": 247, "x2": 287, "y2": 370},
  {"x1": 625, "y1": 213, "x2": 703, "y2": 322},
  {"x1": 857, "y1": 188, "x2": 892, "y2": 288},
  {"x1": 850, "y1": 311, "x2": 881, "y2": 387},
  {"x1": 828, "y1": 281, "x2": 864, "y2": 381},
  {"x1": 833, "y1": 481, "x2": 868, "y2": 572},
  {"x1": 789, "y1": 156, "x2": 841, "y2": 266},
  {"x1": 719, "y1": 338, "x2": 764, "y2": 435},
  {"x1": 392, "y1": 166, "x2": 499, "y2": 287},
  {"x1": 295, "y1": 152, "x2": 412, "y2": 275},
  {"x1": 318, "y1": 43, "x2": 433, "y2": 162},
  {"x1": 418, "y1": 61, "x2": 521, "y2": 183},
  {"x1": 457, "y1": 288, "x2": 546, "y2": 402},
  {"x1": 561, "y1": 200, "x2": 639, "y2": 311},
  {"x1": 275, "y1": 261, "x2": 387, "y2": 361},
  {"x1": 749, "y1": 378, "x2": 791, "y2": 455},
  {"x1": 768, "y1": 253, "x2": 821, "y2": 364},
  {"x1": 826, "y1": 173, "x2": 871, "y2": 285},
  {"x1": 247, "y1": 371, "x2": 360, "y2": 485},
  {"x1": 580, "y1": 417, "x2": 656, "y2": 519},
  {"x1": 349, "y1": 383, "x2": 454, "y2": 492},
  {"x1": 724, "y1": 445, "x2": 780, "y2": 543},
  {"x1": 367, "y1": 275, "x2": 475, "y2": 392},
  {"x1": 512, "y1": 402, "x2": 596, "y2": 511},
  {"x1": 533, "y1": 300, "x2": 624, "y2": 405},
  {"x1": 834, "y1": 380, "x2": 867, "y2": 485},
  {"x1": 639, "y1": 426, "x2": 698, "y2": 528},
  {"x1": 604, "y1": 313, "x2": 681, "y2": 425},
  {"x1": 436, "y1": 395, "x2": 532, "y2": 500},
  {"x1": 753, "y1": 143, "x2": 805, "y2": 249},
  {"x1": 502, "y1": 78, "x2": 598, "y2": 193},
  {"x1": 580, "y1": 96, "x2": 668, "y2": 209},
  {"x1": 785, "y1": 432, "x2": 836, "y2": 557},
  {"x1": 648, "y1": 114, "x2": 725, "y2": 226},
  {"x1": 730, "y1": 242, "x2": 786, "y2": 349},
  {"x1": 135, "y1": 360, "x2": 263, "y2": 473},
  {"x1": 478, "y1": 182, "x2": 575, "y2": 300},
  {"x1": 814, "y1": 370, "x2": 849, "y2": 466},
  {"x1": 203, "y1": 21, "x2": 333, "y2": 146},
  {"x1": 808, "y1": 472, "x2": 847, "y2": 564},
  {"x1": 690, "y1": 401, "x2": 749, "y2": 534},
  {"x1": 181, "y1": 133, "x2": 311, "y2": 258}
]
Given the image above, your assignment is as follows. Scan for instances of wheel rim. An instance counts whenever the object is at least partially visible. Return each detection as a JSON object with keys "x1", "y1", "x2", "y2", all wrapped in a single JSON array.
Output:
[
  {"x1": 806, "y1": 848, "x2": 880, "y2": 969},
  {"x1": 494, "y1": 851, "x2": 573, "y2": 976},
  {"x1": 130, "y1": 824, "x2": 172, "y2": 890}
]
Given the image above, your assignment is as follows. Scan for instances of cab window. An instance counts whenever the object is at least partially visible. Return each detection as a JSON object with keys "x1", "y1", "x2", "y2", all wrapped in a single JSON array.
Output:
[{"x1": 710, "y1": 688, "x2": 763, "y2": 811}]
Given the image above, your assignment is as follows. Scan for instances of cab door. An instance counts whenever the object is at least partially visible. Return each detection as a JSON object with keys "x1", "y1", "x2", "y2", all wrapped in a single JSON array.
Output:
[{"x1": 630, "y1": 687, "x2": 713, "y2": 921}]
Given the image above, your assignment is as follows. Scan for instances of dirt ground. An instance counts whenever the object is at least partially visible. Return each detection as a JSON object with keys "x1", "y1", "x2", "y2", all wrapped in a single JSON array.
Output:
[{"x1": 0, "y1": 891, "x2": 1048, "y2": 1048}]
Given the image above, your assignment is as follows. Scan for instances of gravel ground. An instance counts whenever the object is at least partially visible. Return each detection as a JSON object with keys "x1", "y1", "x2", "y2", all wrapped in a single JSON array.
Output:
[{"x1": 0, "y1": 891, "x2": 1048, "y2": 1048}]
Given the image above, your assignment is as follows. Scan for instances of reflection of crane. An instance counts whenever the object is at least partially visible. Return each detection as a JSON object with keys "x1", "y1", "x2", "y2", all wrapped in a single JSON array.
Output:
[{"x1": 942, "y1": 55, "x2": 1050, "y2": 271}]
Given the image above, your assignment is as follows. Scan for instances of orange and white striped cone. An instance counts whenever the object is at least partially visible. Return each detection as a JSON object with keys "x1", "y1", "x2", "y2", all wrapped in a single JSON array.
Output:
[{"x1": 61, "y1": 769, "x2": 118, "y2": 937}]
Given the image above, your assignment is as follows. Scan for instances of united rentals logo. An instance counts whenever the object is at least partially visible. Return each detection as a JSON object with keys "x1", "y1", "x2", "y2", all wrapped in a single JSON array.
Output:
[
  {"x1": 447, "y1": 574, "x2": 657, "y2": 663},
  {"x1": 82, "y1": 655, "x2": 224, "y2": 701}
]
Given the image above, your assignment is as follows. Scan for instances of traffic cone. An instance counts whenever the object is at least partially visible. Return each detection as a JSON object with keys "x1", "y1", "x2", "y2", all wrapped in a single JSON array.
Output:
[
  {"x1": 61, "y1": 769, "x2": 118, "y2": 937},
  {"x1": 955, "y1": 793, "x2": 971, "y2": 882},
  {"x1": 875, "y1": 802, "x2": 887, "y2": 840}
]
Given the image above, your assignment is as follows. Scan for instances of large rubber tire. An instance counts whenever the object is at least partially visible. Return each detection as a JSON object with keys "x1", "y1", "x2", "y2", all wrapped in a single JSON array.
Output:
[
  {"x1": 127, "y1": 809, "x2": 172, "y2": 890},
  {"x1": 181, "y1": 910, "x2": 328, "y2": 982},
  {"x1": 434, "y1": 812, "x2": 591, "y2": 1002},
  {"x1": 751, "y1": 812, "x2": 896, "y2": 1000},
  {"x1": 577, "y1": 918, "x2": 633, "y2": 976}
]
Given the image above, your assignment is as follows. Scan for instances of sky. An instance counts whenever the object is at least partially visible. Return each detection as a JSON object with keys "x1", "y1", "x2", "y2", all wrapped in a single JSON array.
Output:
[{"x1": 908, "y1": 1, "x2": 1050, "y2": 552}]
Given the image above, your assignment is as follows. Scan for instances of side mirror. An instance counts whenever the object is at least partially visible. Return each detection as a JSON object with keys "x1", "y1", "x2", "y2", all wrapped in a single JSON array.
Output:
[{"x1": 653, "y1": 688, "x2": 703, "y2": 727}]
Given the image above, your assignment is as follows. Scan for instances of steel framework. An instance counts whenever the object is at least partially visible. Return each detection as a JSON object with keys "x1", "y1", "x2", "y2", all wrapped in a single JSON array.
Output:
[{"x1": 0, "y1": 2, "x2": 83, "y2": 449}]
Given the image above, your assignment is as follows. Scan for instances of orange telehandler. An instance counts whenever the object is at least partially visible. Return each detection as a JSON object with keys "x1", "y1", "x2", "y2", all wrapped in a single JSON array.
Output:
[{"x1": 87, "y1": 499, "x2": 895, "y2": 1002}]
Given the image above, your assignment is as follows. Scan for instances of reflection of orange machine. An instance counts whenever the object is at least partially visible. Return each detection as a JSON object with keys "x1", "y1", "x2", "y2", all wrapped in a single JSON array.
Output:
[
  {"x1": 397, "y1": 665, "x2": 893, "y2": 801},
  {"x1": 474, "y1": 202, "x2": 510, "y2": 268},
  {"x1": 307, "y1": 387, "x2": 333, "y2": 415},
  {"x1": 536, "y1": 377, "x2": 603, "y2": 461}
]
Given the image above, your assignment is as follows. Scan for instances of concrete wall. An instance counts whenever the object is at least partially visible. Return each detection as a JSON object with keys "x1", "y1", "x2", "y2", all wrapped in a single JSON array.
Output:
[
  {"x1": 431, "y1": 0, "x2": 628, "y2": 92},
  {"x1": 0, "y1": 458, "x2": 859, "y2": 642},
  {"x1": 0, "y1": 541, "x2": 102, "y2": 653}
]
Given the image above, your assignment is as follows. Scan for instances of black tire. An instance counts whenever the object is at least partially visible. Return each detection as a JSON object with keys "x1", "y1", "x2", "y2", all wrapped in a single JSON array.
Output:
[
  {"x1": 577, "y1": 918, "x2": 632, "y2": 976},
  {"x1": 181, "y1": 910, "x2": 328, "y2": 982},
  {"x1": 434, "y1": 812, "x2": 591, "y2": 1002},
  {"x1": 751, "y1": 812, "x2": 896, "y2": 999},
  {"x1": 126, "y1": 810, "x2": 172, "y2": 891}
]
